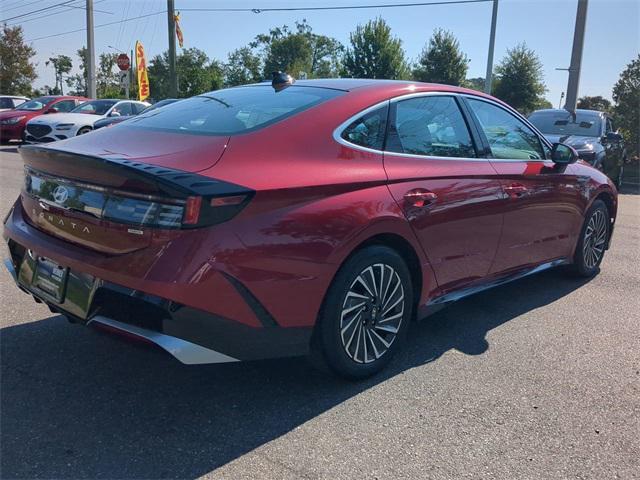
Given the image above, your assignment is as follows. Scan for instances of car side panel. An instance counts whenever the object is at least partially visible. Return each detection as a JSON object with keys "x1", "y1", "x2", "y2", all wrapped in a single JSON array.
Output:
[
  {"x1": 488, "y1": 159, "x2": 584, "y2": 274},
  {"x1": 384, "y1": 156, "x2": 504, "y2": 294}
]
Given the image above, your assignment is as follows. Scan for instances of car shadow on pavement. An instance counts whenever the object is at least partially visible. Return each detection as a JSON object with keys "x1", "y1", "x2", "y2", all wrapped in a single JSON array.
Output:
[{"x1": 0, "y1": 268, "x2": 592, "y2": 479}]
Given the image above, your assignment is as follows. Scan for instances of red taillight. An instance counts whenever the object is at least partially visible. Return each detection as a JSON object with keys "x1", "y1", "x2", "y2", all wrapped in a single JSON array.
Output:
[
  {"x1": 182, "y1": 196, "x2": 202, "y2": 225},
  {"x1": 210, "y1": 194, "x2": 247, "y2": 207}
]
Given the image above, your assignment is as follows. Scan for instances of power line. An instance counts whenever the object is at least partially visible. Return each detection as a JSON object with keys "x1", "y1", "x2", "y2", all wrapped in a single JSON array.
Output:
[
  {"x1": 0, "y1": 0, "x2": 75, "y2": 23},
  {"x1": 24, "y1": 0, "x2": 492, "y2": 44},
  {"x1": 180, "y1": 0, "x2": 492, "y2": 14},
  {"x1": 26, "y1": 10, "x2": 166, "y2": 42},
  {"x1": 7, "y1": 0, "x2": 110, "y2": 26},
  {"x1": 0, "y1": 0, "x2": 47, "y2": 14}
]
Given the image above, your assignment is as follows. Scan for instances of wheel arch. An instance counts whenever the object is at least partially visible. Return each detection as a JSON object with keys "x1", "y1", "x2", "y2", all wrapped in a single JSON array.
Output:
[{"x1": 322, "y1": 231, "x2": 426, "y2": 324}]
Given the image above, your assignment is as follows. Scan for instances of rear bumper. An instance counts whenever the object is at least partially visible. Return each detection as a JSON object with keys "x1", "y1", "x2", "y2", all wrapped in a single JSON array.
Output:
[{"x1": 3, "y1": 201, "x2": 314, "y2": 364}]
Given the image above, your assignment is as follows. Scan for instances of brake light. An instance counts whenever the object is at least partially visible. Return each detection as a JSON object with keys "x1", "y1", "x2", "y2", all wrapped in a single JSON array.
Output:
[{"x1": 182, "y1": 196, "x2": 202, "y2": 225}]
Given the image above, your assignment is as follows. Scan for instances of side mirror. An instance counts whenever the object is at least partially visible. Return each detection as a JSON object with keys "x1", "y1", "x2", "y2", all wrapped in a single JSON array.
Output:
[
  {"x1": 551, "y1": 143, "x2": 578, "y2": 164},
  {"x1": 44, "y1": 107, "x2": 57, "y2": 114},
  {"x1": 605, "y1": 131, "x2": 623, "y2": 143},
  {"x1": 109, "y1": 111, "x2": 121, "y2": 117}
]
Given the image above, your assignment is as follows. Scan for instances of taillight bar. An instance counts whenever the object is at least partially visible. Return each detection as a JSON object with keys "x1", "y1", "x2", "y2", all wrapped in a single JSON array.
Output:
[{"x1": 24, "y1": 168, "x2": 254, "y2": 229}]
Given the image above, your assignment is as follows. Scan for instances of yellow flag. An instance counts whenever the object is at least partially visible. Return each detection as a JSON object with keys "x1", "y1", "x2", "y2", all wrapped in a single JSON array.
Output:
[
  {"x1": 135, "y1": 41, "x2": 150, "y2": 101},
  {"x1": 175, "y1": 12, "x2": 184, "y2": 48}
]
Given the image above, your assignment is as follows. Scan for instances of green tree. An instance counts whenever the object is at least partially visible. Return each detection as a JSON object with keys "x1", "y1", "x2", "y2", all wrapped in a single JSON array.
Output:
[
  {"x1": 577, "y1": 95, "x2": 612, "y2": 112},
  {"x1": 46, "y1": 55, "x2": 73, "y2": 95},
  {"x1": 225, "y1": 47, "x2": 262, "y2": 86},
  {"x1": 493, "y1": 43, "x2": 546, "y2": 114},
  {"x1": 343, "y1": 18, "x2": 408, "y2": 79},
  {"x1": 96, "y1": 52, "x2": 122, "y2": 98},
  {"x1": 612, "y1": 54, "x2": 640, "y2": 158},
  {"x1": 148, "y1": 48, "x2": 222, "y2": 99},
  {"x1": 464, "y1": 77, "x2": 485, "y2": 92},
  {"x1": 413, "y1": 29, "x2": 468, "y2": 86},
  {"x1": 0, "y1": 25, "x2": 37, "y2": 95},
  {"x1": 251, "y1": 20, "x2": 343, "y2": 79},
  {"x1": 66, "y1": 47, "x2": 88, "y2": 96}
]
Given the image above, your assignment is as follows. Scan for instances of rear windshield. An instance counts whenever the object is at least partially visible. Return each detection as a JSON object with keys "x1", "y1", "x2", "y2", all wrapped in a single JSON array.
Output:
[
  {"x1": 528, "y1": 111, "x2": 602, "y2": 137},
  {"x1": 126, "y1": 85, "x2": 343, "y2": 135},
  {"x1": 17, "y1": 97, "x2": 57, "y2": 111}
]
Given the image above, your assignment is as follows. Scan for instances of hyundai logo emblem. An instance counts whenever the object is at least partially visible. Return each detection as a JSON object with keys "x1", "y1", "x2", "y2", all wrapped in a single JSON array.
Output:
[{"x1": 52, "y1": 185, "x2": 69, "y2": 204}]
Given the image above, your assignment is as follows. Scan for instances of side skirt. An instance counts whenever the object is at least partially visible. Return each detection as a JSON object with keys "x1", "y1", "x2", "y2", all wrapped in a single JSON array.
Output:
[{"x1": 426, "y1": 258, "x2": 569, "y2": 307}]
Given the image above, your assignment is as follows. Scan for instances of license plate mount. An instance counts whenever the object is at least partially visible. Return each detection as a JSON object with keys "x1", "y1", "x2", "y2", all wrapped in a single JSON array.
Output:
[{"x1": 33, "y1": 256, "x2": 69, "y2": 303}]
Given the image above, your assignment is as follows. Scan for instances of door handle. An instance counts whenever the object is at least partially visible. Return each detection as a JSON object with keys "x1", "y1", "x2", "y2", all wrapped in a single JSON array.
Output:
[
  {"x1": 504, "y1": 183, "x2": 528, "y2": 198},
  {"x1": 404, "y1": 189, "x2": 438, "y2": 208}
]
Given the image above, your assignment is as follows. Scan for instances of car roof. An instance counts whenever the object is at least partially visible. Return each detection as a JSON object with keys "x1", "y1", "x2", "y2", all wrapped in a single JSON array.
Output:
[
  {"x1": 0, "y1": 95, "x2": 29, "y2": 99},
  {"x1": 238, "y1": 78, "x2": 483, "y2": 94},
  {"x1": 530, "y1": 108, "x2": 606, "y2": 118}
]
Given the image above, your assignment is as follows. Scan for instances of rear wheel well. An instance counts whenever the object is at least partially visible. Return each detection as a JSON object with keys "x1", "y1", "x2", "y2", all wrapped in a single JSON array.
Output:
[{"x1": 352, "y1": 233, "x2": 422, "y2": 318}]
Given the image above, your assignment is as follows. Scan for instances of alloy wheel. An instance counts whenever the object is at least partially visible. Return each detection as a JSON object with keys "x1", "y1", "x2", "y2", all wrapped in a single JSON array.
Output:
[
  {"x1": 583, "y1": 209, "x2": 608, "y2": 269},
  {"x1": 340, "y1": 263, "x2": 405, "y2": 364}
]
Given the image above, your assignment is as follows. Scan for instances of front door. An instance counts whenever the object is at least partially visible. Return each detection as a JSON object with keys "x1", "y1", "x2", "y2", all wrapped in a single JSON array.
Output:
[
  {"x1": 463, "y1": 97, "x2": 583, "y2": 274},
  {"x1": 383, "y1": 94, "x2": 504, "y2": 295}
]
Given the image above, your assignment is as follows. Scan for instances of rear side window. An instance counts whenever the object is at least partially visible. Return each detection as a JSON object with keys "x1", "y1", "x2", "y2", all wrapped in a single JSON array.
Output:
[
  {"x1": 0, "y1": 98, "x2": 14, "y2": 109},
  {"x1": 128, "y1": 86, "x2": 342, "y2": 135},
  {"x1": 340, "y1": 104, "x2": 388, "y2": 151},
  {"x1": 386, "y1": 96, "x2": 476, "y2": 158}
]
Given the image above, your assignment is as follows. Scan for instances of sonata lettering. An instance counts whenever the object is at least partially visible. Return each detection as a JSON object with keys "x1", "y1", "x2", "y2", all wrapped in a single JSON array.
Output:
[{"x1": 33, "y1": 208, "x2": 91, "y2": 234}]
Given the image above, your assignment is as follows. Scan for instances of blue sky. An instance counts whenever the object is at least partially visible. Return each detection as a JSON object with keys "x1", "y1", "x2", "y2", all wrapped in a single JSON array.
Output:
[{"x1": 7, "y1": 0, "x2": 640, "y2": 105}]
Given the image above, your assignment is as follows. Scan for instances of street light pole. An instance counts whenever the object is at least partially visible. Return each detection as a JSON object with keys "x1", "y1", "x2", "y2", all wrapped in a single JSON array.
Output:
[
  {"x1": 484, "y1": 0, "x2": 499, "y2": 94},
  {"x1": 86, "y1": 0, "x2": 96, "y2": 98},
  {"x1": 564, "y1": 0, "x2": 589, "y2": 114},
  {"x1": 167, "y1": 0, "x2": 177, "y2": 97}
]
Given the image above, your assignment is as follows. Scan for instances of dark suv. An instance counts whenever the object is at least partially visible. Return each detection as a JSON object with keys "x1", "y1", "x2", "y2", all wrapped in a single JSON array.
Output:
[{"x1": 528, "y1": 108, "x2": 626, "y2": 186}]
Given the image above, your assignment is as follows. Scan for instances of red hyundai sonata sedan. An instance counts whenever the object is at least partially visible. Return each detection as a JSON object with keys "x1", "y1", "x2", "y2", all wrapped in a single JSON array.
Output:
[{"x1": 3, "y1": 79, "x2": 617, "y2": 378}]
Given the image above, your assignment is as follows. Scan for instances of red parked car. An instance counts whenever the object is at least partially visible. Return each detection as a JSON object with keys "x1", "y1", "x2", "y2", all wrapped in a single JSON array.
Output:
[
  {"x1": 3, "y1": 79, "x2": 617, "y2": 378},
  {"x1": 0, "y1": 95, "x2": 88, "y2": 144}
]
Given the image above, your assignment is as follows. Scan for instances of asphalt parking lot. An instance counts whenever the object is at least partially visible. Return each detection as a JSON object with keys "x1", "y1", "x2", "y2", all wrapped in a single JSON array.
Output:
[{"x1": 1, "y1": 145, "x2": 639, "y2": 479}]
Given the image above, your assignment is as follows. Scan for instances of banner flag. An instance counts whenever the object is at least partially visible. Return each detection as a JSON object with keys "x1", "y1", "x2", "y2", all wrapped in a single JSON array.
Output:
[{"x1": 135, "y1": 40, "x2": 150, "y2": 101}]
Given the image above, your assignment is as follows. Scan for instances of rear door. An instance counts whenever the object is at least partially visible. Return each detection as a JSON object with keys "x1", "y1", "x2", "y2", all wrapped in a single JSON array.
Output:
[
  {"x1": 382, "y1": 94, "x2": 504, "y2": 294},
  {"x1": 463, "y1": 96, "x2": 583, "y2": 274}
]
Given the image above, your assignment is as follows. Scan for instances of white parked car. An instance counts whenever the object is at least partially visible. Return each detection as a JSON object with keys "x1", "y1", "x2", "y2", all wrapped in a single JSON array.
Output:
[
  {"x1": 0, "y1": 95, "x2": 29, "y2": 111},
  {"x1": 24, "y1": 99, "x2": 149, "y2": 143}
]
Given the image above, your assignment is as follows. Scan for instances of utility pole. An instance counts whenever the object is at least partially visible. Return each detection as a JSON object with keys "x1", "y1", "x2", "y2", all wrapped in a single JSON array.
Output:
[
  {"x1": 86, "y1": 0, "x2": 96, "y2": 98},
  {"x1": 484, "y1": 0, "x2": 499, "y2": 94},
  {"x1": 167, "y1": 0, "x2": 177, "y2": 97},
  {"x1": 564, "y1": 0, "x2": 589, "y2": 114}
]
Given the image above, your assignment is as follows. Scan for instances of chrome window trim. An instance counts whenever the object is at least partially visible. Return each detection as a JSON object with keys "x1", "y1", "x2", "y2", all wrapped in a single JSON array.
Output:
[
  {"x1": 461, "y1": 93, "x2": 554, "y2": 155},
  {"x1": 332, "y1": 99, "x2": 391, "y2": 155},
  {"x1": 333, "y1": 90, "x2": 554, "y2": 163}
]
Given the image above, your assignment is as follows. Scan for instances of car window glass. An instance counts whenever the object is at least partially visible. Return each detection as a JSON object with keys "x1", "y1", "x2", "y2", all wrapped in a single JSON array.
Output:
[
  {"x1": 54, "y1": 100, "x2": 76, "y2": 112},
  {"x1": 340, "y1": 105, "x2": 388, "y2": 151},
  {"x1": 112, "y1": 103, "x2": 133, "y2": 116},
  {"x1": 527, "y1": 111, "x2": 601, "y2": 137},
  {"x1": 71, "y1": 100, "x2": 117, "y2": 115},
  {"x1": 468, "y1": 98, "x2": 544, "y2": 160},
  {"x1": 127, "y1": 86, "x2": 342, "y2": 136},
  {"x1": 133, "y1": 103, "x2": 146, "y2": 114},
  {"x1": 12, "y1": 98, "x2": 26, "y2": 107},
  {"x1": 386, "y1": 96, "x2": 476, "y2": 158},
  {"x1": 17, "y1": 97, "x2": 56, "y2": 111},
  {"x1": 0, "y1": 98, "x2": 14, "y2": 109},
  {"x1": 606, "y1": 118, "x2": 614, "y2": 133}
]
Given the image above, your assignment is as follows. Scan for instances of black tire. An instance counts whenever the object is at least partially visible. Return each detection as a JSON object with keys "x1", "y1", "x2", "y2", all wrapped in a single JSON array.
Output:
[
  {"x1": 310, "y1": 245, "x2": 414, "y2": 379},
  {"x1": 76, "y1": 126, "x2": 92, "y2": 136},
  {"x1": 569, "y1": 199, "x2": 610, "y2": 277}
]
